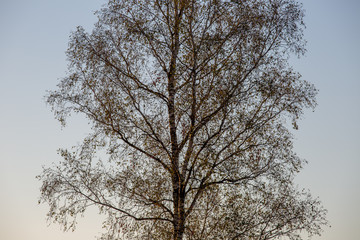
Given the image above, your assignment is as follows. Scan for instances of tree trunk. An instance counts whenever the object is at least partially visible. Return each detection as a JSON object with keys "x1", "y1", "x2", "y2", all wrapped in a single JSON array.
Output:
[{"x1": 173, "y1": 176, "x2": 186, "y2": 240}]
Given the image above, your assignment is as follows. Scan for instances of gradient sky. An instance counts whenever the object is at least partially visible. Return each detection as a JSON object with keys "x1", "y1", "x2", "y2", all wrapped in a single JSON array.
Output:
[{"x1": 0, "y1": 1, "x2": 359, "y2": 239}]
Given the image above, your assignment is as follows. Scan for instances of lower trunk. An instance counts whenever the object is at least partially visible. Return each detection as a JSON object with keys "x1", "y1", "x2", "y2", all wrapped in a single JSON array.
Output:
[
  {"x1": 173, "y1": 178, "x2": 186, "y2": 240},
  {"x1": 173, "y1": 207, "x2": 185, "y2": 240},
  {"x1": 173, "y1": 220, "x2": 185, "y2": 240}
]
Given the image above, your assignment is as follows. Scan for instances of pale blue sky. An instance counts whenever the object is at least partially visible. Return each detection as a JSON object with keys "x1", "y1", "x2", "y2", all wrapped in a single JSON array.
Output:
[{"x1": 0, "y1": 1, "x2": 359, "y2": 239}]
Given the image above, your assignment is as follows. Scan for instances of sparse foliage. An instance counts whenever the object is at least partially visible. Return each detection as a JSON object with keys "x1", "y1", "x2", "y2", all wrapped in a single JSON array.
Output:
[{"x1": 39, "y1": 0, "x2": 328, "y2": 239}]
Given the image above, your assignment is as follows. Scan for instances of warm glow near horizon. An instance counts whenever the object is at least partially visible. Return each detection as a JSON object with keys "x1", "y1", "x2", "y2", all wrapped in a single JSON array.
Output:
[{"x1": 0, "y1": 0, "x2": 359, "y2": 239}]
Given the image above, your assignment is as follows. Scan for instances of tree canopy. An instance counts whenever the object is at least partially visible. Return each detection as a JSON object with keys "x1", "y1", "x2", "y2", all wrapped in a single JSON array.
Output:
[{"x1": 39, "y1": 0, "x2": 328, "y2": 239}]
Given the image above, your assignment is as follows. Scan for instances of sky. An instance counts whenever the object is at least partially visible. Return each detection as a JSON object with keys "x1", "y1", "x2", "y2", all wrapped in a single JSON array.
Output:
[{"x1": 0, "y1": 0, "x2": 359, "y2": 240}]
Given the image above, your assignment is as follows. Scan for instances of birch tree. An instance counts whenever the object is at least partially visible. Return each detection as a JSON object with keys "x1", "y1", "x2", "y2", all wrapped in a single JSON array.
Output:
[{"x1": 39, "y1": 0, "x2": 328, "y2": 239}]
